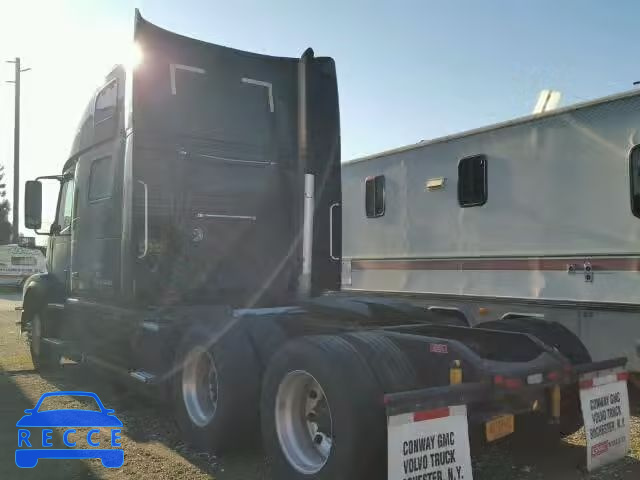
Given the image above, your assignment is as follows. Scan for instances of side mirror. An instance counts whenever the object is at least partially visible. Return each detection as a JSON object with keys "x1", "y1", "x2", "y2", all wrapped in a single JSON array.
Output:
[{"x1": 24, "y1": 180, "x2": 43, "y2": 230}]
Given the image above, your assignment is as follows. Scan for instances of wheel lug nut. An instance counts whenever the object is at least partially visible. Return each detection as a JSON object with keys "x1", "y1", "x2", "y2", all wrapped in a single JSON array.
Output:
[
  {"x1": 314, "y1": 434, "x2": 323, "y2": 444},
  {"x1": 309, "y1": 390, "x2": 318, "y2": 399}
]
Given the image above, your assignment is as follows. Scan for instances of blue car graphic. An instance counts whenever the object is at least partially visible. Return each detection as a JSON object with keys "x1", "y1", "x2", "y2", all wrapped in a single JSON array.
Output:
[{"x1": 16, "y1": 391, "x2": 124, "y2": 468}]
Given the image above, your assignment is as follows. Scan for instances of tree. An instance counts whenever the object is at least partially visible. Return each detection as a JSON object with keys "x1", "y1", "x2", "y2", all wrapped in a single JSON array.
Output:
[{"x1": 0, "y1": 165, "x2": 12, "y2": 244}]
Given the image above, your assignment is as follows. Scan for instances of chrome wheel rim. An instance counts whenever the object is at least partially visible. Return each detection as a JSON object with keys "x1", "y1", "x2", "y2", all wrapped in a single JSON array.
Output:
[
  {"x1": 275, "y1": 370, "x2": 333, "y2": 474},
  {"x1": 182, "y1": 346, "x2": 218, "y2": 427},
  {"x1": 31, "y1": 314, "x2": 41, "y2": 357}
]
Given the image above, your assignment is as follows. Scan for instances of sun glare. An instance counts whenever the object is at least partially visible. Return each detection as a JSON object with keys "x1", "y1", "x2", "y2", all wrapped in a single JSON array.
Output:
[{"x1": 125, "y1": 42, "x2": 144, "y2": 71}]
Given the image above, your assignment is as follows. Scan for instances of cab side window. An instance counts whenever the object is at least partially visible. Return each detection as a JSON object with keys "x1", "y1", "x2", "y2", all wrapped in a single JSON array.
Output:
[
  {"x1": 88, "y1": 157, "x2": 113, "y2": 201},
  {"x1": 56, "y1": 179, "x2": 75, "y2": 233}
]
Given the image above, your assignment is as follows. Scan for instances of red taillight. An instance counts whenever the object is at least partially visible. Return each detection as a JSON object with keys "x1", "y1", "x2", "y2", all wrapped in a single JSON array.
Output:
[
  {"x1": 617, "y1": 372, "x2": 629, "y2": 382},
  {"x1": 547, "y1": 371, "x2": 561, "y2": 382},
  {"x1": 494, "y1": 375, "x2": 522, "y2": 389},
  {"x1": 504, "y1": 378, "x2": 523, "y2": 389}
]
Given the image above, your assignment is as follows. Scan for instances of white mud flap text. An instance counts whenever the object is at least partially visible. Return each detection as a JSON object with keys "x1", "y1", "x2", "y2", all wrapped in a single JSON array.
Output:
[
  {"x1": 388, "y1": 405, "x2": 473, "y2": 480},
  {"x1": 579, "y1": 370, "x2": 630, "y2": 471}
]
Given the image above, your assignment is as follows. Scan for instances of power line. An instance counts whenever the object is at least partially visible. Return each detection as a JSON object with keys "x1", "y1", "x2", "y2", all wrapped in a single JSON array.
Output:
[{"x1": 6, "y1": 57, "x2": 30, "y2": 243}]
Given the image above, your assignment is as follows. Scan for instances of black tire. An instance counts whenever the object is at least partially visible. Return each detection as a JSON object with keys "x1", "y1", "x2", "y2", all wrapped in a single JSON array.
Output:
[
  {"x1": 261, "y1": 335, "x2": 386, "y2": 480},
  {"x1": 172, "y1": 321, "x2": 261, "y2": 452},
  {"x1": 241, "y1": 316, "x2": 289, "y2": 372},
  {"x1": 477, "y1": 317, "x2": 591, "y2": 437},
  {"x1": 343, "y1": 330, "x2": 419, "y2": 393},
  {"x1": 27, "y1": 309, "x2": 60, "y2": 373}
]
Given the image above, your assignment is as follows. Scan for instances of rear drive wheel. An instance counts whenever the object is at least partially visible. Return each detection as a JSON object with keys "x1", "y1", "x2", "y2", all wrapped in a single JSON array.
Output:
[
  {"x1": 28, "y1": 311, "x2": 60, "y2": 372},
  {"x1": 173, "y1": 321, "x2": 260, "y2": 452},
  {"x1": 277, "y1": 370, "x2": 334, "y2": 474},
  {"x1": 261, "y1": 335, "x2": 385, "y2": 480}
]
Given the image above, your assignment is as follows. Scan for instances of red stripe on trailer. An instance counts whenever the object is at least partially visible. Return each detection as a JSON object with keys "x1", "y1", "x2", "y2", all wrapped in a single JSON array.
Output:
[
  {"x1": 352, "y1": 256, "x2": 640, "y2": 272},
  {"x1": 413, "y1": 407, "x2": 450, "y2": 422}
]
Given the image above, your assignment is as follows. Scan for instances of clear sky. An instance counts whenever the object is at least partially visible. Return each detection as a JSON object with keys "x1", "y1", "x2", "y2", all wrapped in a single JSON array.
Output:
[{"x1": 1, "y1": 0, "x2": 639, "y2": 235}]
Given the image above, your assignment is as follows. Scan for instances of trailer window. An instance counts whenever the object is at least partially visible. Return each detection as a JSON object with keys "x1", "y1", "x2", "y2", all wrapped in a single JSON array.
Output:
[
  {"x1": 631, "y1": 145, "x2": 640, "y2": 218},
  {"x1": 365, "y1": 175, "x2": 385, "y2": 217},
  {"x1": 89, "y1": 157, "x2": 113, "y2": 201},
  {"x1": 11, "y1": 256, "x2": 36, "y2": 266},
  {"x1": 458, "y1": 155, "x2": 487, "y2": 207}
]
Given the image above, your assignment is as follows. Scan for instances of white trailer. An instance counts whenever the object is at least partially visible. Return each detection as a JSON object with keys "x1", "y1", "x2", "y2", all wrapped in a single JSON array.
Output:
[
  {"x1": 342, "y1": 88, "x2": 640, "y2": 373},
  {"x1": 0, "y1": 244, "x2": 46, "y2": 287}
]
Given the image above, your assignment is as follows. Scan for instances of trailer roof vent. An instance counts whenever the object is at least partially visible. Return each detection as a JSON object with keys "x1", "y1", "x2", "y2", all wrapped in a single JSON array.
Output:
[{"x1": 533, "y1": 89, "x2": 562, "y2": 114}]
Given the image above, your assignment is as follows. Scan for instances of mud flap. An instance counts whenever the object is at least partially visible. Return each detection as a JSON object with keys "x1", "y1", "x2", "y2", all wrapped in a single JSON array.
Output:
[{"x1": 579, "y1": 368, "x2": 631, "y2": 471}]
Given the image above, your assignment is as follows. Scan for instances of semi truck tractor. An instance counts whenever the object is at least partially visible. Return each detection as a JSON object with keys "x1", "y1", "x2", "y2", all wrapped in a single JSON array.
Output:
[{"x1": 21, "y1": 10, "x2": 628, "y2": 479}]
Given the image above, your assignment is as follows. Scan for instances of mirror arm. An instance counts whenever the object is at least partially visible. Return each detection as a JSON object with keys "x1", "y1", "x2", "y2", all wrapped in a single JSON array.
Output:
[{"x1": 35, "y1": 174, "x2": 66, "y2": 182}]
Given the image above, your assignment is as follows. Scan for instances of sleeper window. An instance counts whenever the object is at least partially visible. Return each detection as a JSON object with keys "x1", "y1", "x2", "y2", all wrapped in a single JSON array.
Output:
[
  {"x1": 458, "y1": 155, "x2": 487, "y2": 207},
  {"x1": 365, "y1": 175, "x2": 385, "y2": 218},
  {"x1": 95, "y1": 80, "x2": 117, "y2": 124},
  {"x1": 89, "y1": 156, "x2": 113, "y2": 201},
  {"x1": 630, "y1": 145, "x2": 640, "y2": 218}
]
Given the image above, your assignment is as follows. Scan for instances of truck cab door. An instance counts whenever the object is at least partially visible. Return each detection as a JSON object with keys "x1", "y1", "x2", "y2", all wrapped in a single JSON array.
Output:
[{"x1": 48, "y1": 177, "x2": 76, "y2": 294}]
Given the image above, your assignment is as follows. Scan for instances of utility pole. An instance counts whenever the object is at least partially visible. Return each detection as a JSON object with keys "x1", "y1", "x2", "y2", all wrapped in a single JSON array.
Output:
[{"x1": 6, "y1": 57, "x2": 30, "y2": 243}]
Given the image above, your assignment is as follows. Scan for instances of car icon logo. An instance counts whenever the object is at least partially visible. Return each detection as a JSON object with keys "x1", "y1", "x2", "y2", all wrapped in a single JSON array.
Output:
[{"x1": 15, "y1": 391, "x2": 124, "y2": 468}]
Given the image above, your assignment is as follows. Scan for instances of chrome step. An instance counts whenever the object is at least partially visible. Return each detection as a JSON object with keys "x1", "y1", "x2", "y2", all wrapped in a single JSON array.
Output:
[
  {"x1": 41, "y1": 337, "x2": 66, "y2": 347},
  {"x1": 129, "y1": 370, "x2": 156, "y2": 383}
]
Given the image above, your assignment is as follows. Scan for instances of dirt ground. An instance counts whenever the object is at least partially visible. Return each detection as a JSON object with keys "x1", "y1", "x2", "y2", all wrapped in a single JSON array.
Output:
[{"x1": 0, "y1": 290, "x2": 639, "y2": 479}]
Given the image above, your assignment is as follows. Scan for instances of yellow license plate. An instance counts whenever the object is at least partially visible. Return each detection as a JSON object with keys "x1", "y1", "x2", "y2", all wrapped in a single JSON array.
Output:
[{"x1": 485, "y1": 414, "x2": 515, "y2": 442}]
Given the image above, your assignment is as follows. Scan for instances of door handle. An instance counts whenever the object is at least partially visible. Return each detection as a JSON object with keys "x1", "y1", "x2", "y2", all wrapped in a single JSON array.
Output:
[
  {"x1": 329, "y1": 202, "x2": 340, "y2": 261},
  {"x1": 137, "y1": 180, "x2": 149, "y2": 259}
]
